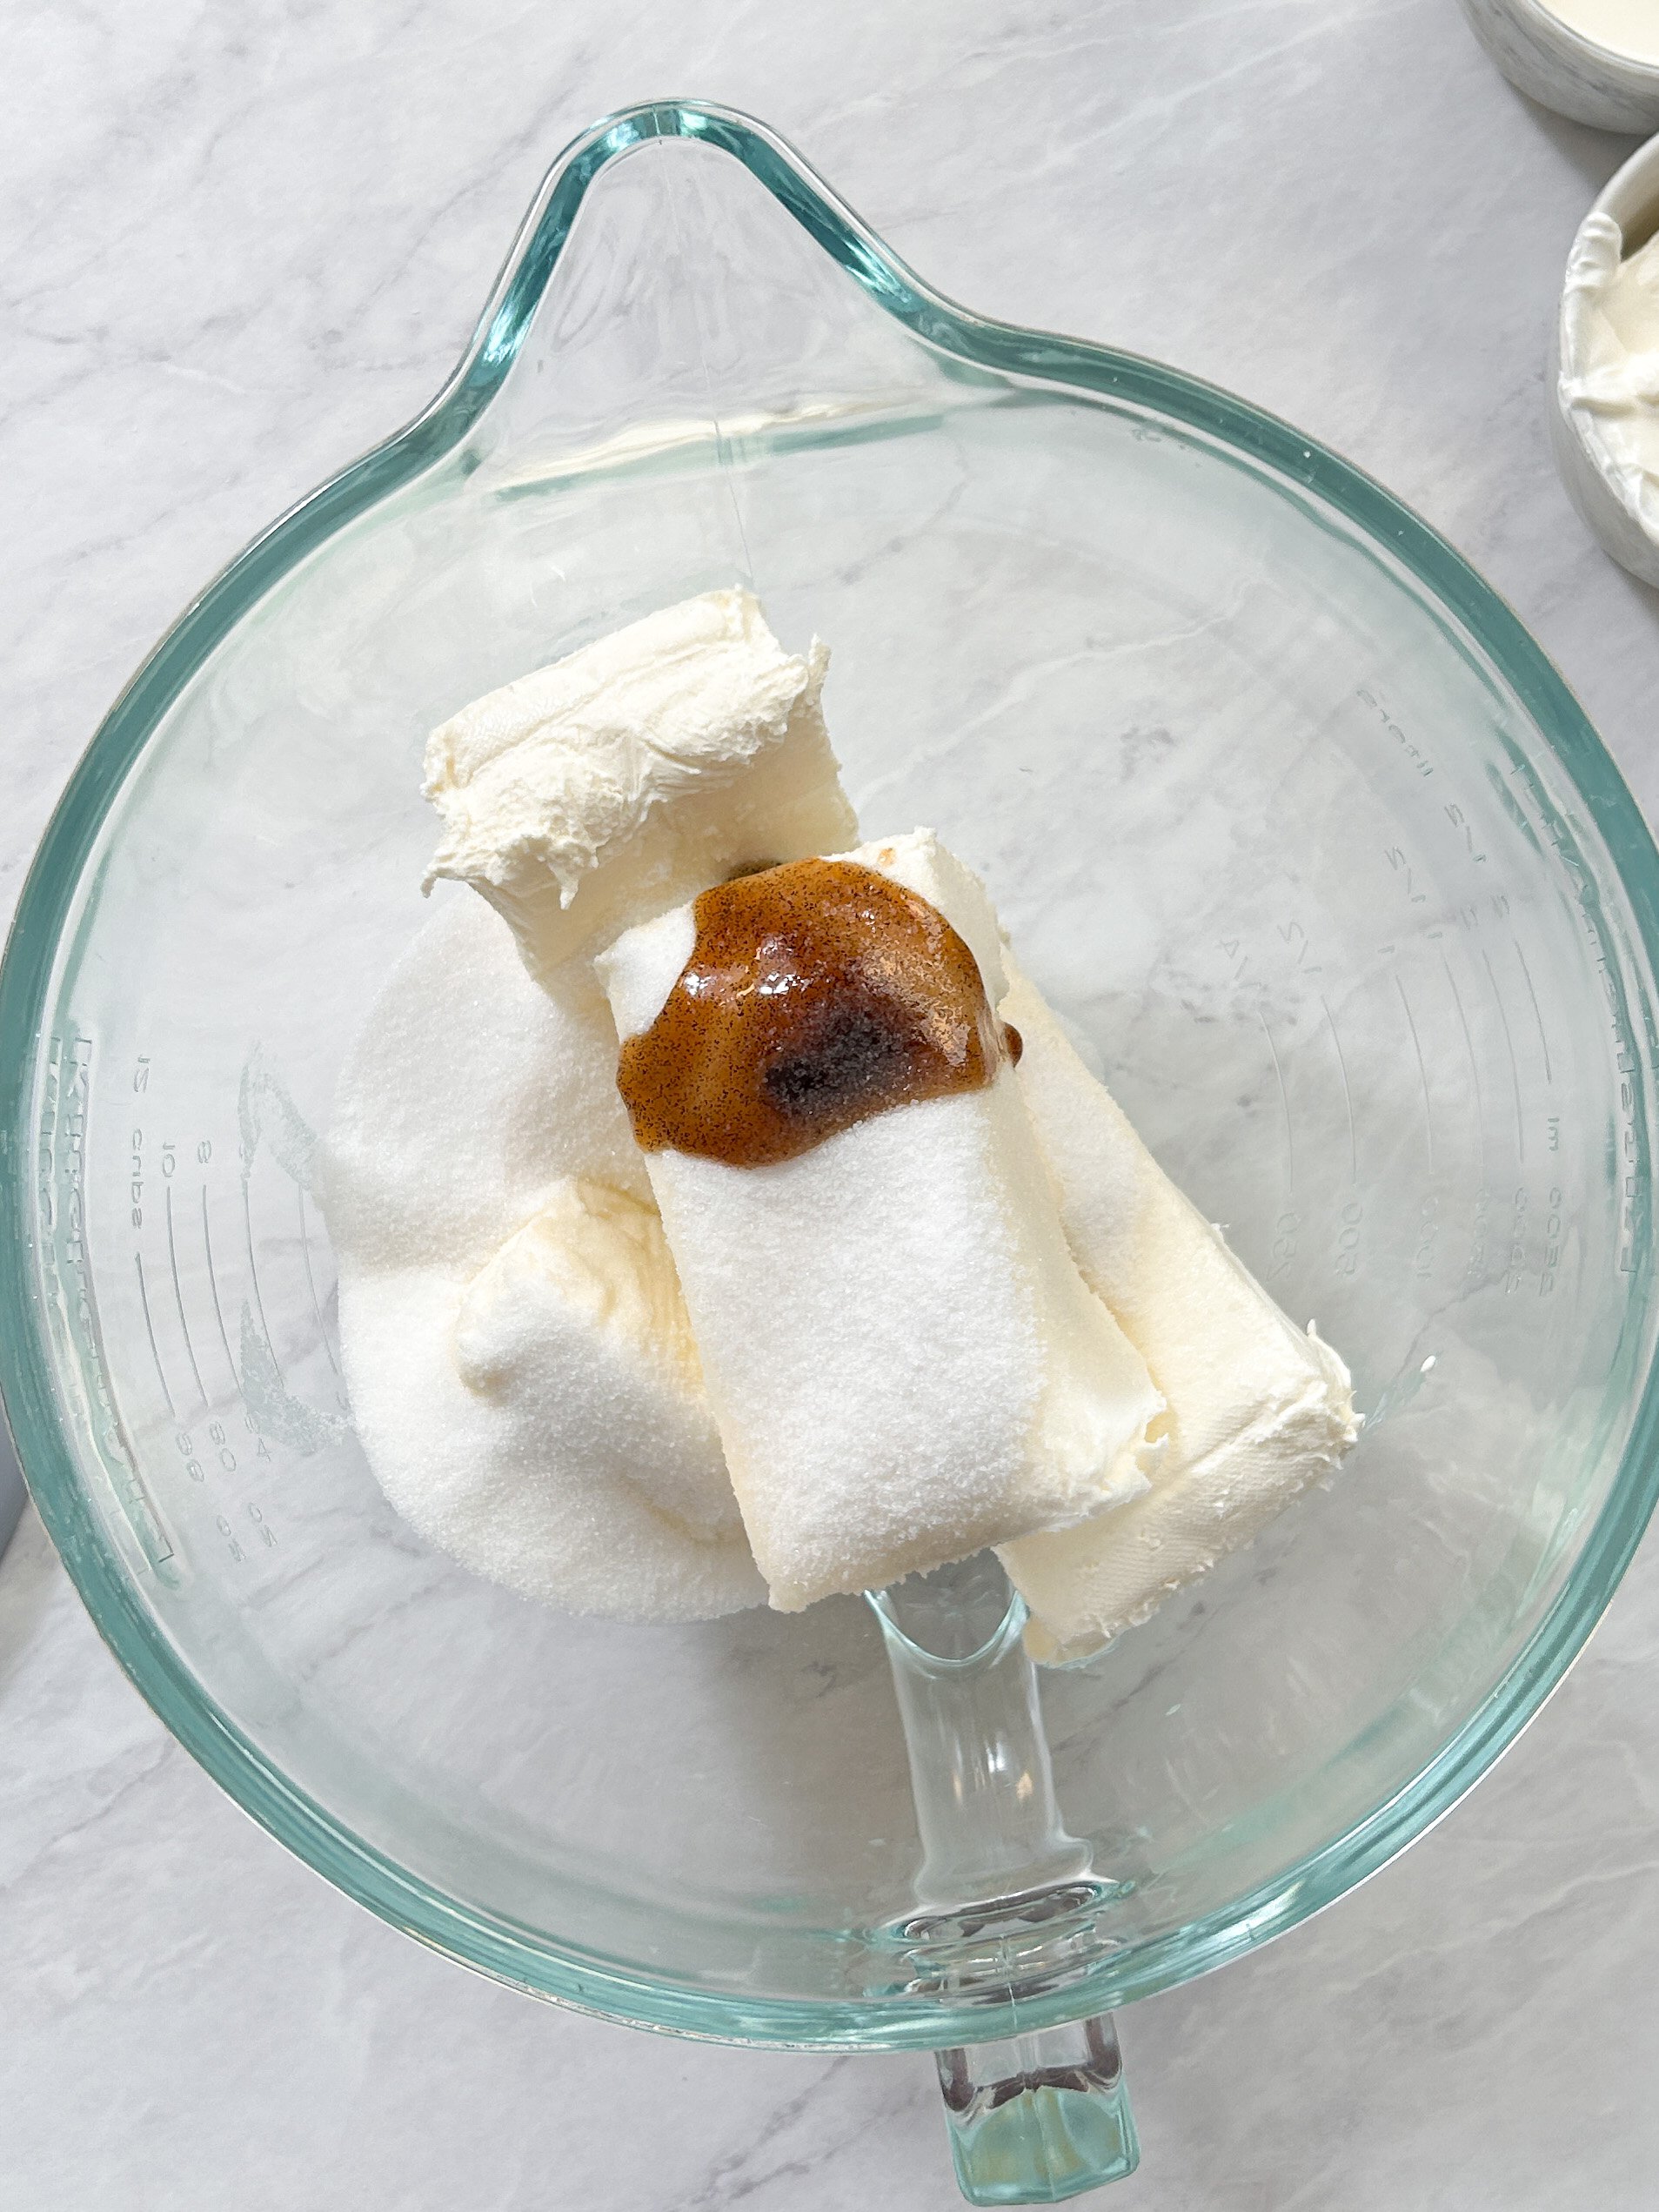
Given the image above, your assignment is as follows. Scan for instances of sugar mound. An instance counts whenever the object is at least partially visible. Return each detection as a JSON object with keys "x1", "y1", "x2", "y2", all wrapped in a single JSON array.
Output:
[{"x1": 320, "y1": 892, "x2": 763, "y2": 1620}]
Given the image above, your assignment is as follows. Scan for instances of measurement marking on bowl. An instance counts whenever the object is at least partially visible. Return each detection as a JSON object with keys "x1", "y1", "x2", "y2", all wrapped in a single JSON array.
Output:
[
  {"x1": 1320, "y1": 996, "x2": 1358, "y2": 1183},
  {"x1": 164, "y1": 1183, "x2": 209, "y2": 1413},
  {"x1": 1394, "y1": 975, "x2": 1436, "y2": 1175},
  {"x1": 42, "y1": 1034, "x2": 175, "y2": 1568},
  {"x1": 1513, "y1": 939, "x2": 1555, "y2": 1085},
  {"x1": 133, "y1": 1251, "x2": 178, "y2": 1422},
  {"x1": 1442, "y1": 955, "x2": 1488, "y2": 1158},
  {"x1": 1258, "y1": 1007, "x2": 1294, "y2": 1190},
  {"x1": 200, "y1": 1187, "x2": 240, "y2": 1395},
  {"x1": 1481, "y1": 948, "x2": 1527, "y2": 1165}
]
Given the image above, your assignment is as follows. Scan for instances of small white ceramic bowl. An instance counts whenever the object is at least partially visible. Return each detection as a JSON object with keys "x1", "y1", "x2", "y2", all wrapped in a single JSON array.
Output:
[
  {"x1": 1460, "y1": 0, "x2": 1659, "y2": 130},
  {"x1": 1551, "y1": 131, "x2": 1659, "y2": 588}
]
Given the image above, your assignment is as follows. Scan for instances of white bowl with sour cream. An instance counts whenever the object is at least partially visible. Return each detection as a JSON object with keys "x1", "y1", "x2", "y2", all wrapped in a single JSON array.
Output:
[{"x1": 1552, "y1": 131, "x2": 1659, "y2": 588}]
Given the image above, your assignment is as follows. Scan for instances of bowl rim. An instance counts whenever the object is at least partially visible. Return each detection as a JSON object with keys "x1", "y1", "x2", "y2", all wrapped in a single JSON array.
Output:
[
  {"x1": 5, "y1": 97, "x2": 1659, "y2": 2052},
  {"x1": 1585, "y1": 126, "x2": 1659, "y2": 228},
  {"x1": 1551, "y1": 133, "x2": 1659, "y2": 585}
]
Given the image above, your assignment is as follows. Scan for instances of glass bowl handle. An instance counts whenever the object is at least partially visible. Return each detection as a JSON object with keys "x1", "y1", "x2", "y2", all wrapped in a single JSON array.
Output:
[{"x1": 868, "y1": 1558, "x2": 1140, "y2": 2203}]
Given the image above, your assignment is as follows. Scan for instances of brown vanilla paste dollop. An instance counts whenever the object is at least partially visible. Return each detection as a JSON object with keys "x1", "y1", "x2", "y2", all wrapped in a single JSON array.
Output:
[{"x1": 616, "y1": 858, "x2": 1021, "y2": 1167}]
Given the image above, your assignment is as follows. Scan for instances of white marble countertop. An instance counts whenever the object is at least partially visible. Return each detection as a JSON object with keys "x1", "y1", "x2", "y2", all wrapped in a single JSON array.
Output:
[{"x1": 6, "y1": 3, "x2": 1659, "y2": 2205}]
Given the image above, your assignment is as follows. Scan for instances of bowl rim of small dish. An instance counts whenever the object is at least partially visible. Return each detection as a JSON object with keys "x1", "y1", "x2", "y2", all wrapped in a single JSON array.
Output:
[
  {"x1": 4, "y1": 97, "x2": 1659, "y2": 2051},
  {"x1": 1585, "y1": 130, "x2": 1659, "y2": 243},
  {"x1": 1568, "y1": 127, "x2": 1659, "y2": 267},
  {"x1": 1473, "y1": 0, "x2": 1659, "y2": 85}
]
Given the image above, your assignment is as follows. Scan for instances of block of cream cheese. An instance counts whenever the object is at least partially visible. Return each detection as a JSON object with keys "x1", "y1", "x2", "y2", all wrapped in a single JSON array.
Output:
[
  {"x1": 322, "y1": 892, "x2": 764, "y2": 1620},
  {"x1": 996, "y1": 966, "x2": 1358, "y2": 1662},
  {"x1": 422, "y1": 588, "x2": 858, "y2": 985},
  {"x1": 596, "y1": 829, "x2": 1166, "y2": 1612}
]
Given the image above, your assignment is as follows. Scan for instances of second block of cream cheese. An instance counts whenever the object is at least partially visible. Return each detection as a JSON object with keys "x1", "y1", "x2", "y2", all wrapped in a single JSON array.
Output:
[{"x1": 997, "y1": 968, "x2": 1358, "y2": 1662}]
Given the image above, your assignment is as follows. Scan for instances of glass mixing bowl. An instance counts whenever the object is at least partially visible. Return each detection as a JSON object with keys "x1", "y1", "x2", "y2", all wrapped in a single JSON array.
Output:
[{"x1": 6, "y1": 100, "x2": 1659, "y2": 2196}]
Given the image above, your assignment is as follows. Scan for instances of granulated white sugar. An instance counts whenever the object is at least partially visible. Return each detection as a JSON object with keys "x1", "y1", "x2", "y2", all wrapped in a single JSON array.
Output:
[{"x1": 321, "y1": 892, "x2": 763, "y2": 1620}]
